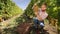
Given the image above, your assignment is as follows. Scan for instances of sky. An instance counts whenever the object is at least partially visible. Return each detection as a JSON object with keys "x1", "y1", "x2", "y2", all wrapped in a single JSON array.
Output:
[{"x1": 12, "y1": 0, "x2": 31, "y2": 10}]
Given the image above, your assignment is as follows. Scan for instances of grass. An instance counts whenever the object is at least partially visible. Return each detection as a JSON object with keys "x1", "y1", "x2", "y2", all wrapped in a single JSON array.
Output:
[{"x1": 0, "y1": 10, "x2": 24, "y2": 34}]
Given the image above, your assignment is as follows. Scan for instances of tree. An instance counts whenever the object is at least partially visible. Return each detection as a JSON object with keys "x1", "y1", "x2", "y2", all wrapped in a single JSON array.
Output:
[{"x1": 0, "y1": 0, "x2": 23, "y2": 21}]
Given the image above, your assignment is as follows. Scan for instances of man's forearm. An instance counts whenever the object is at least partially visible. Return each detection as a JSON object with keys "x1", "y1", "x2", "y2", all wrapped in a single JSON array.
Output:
[{"x1": 35, "y1": 12, "x2": 43, "y2": 20}]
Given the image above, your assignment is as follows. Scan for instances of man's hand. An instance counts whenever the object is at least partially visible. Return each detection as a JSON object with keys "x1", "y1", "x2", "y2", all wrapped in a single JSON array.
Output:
[
  {"x1": 32, "y1": 0, "x2": 40, "y2": 9},
  {"x1": 32, "y1": 3, "x2": 37, "y2": 9}
]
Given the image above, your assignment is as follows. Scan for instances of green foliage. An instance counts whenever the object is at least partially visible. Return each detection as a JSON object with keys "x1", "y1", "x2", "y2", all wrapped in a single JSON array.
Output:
[
  {"x1": 0, "y1": 0, "x2": 23, "y2": 33},
  {"x1": 46, "y1": 0, "x2": 58, "y2": 19},
  {"x1": 0, "y1": 0, "x2": 23, "y2": 20},
  {"x1": 15, "y1": 14, "x2": 32, "y2": 24},
  {"x1": 57, "y1": 0, "x2": 60, "y2": 28},
  {"x1": 56, "y1": 1, "x2": 59, "y2": 32},
  {"x1": 0, "y1": 12, "x2": 24, "y2": 34}
]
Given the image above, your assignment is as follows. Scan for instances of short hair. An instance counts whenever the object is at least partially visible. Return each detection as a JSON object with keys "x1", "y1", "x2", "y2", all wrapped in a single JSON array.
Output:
[{"x1": 41, "y1": 2, "x2": 47, "y2": 6}]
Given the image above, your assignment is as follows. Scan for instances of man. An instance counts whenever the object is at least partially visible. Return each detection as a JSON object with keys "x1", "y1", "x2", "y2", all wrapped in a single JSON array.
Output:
[{"x1": 32, "y1": 3, "x2": 48, "y2": 29}]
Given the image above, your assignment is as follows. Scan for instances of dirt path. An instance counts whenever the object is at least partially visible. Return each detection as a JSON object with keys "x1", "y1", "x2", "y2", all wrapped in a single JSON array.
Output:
[
  {"x1": 16, "y1": 20, "x2": 58, "y2": 34},
  {"x1": 44, "y1": 20, "x2": 58, "y2": 34},
  {"x1": 0, "y1": 13, "x2": 23, "y2": 29},
  {"x1": 1, "y1": 14, "x2": 21, "y2": 23}
]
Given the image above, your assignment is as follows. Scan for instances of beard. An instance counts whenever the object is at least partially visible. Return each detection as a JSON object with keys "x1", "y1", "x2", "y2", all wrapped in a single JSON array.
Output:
[{"x1": 41, "y1": 9, "x2": 46, "y2": 12}]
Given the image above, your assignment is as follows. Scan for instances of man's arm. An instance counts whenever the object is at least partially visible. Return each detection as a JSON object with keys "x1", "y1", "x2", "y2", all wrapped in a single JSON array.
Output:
[
  {"x1": 34, "y1": 12, "x2": 43, "y2": 21},
  {"x1": 32, "y1": 2, "x2": 43, "y2": 21},
  {"x1": 32, "y1": 3, "x2": 39, "y2": 12}
]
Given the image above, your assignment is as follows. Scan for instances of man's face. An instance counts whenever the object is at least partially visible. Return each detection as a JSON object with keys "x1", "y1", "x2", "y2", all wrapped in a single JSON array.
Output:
[{"x1": 41, "y1": 5, "x2": 46, "y2": 11}]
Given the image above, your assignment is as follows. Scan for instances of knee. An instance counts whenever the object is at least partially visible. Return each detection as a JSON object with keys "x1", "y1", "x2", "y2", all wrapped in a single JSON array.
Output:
[{"x1": 40, "y1": 22, "x2": 44, "y2": 27}]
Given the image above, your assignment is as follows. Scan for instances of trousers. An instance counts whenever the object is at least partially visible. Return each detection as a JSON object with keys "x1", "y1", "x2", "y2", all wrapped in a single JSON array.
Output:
[{"x1": 33, "y1": 18, "x2": 44, "y2": 28}]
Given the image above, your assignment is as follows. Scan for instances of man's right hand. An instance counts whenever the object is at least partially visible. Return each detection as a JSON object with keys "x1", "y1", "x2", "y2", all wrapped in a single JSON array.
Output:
[{"x1": 32, "y1": 3, "x2": 37, "y2": 9}]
